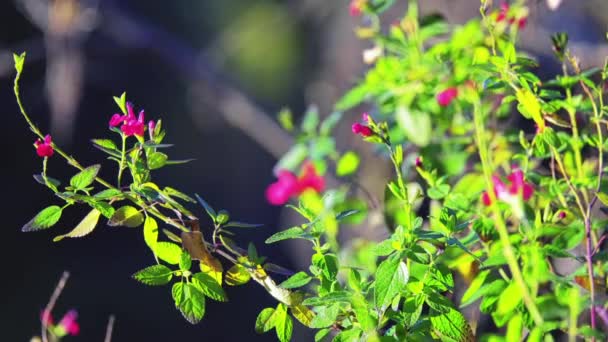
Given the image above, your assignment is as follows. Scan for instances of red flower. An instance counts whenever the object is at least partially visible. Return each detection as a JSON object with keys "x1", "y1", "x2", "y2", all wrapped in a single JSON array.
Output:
[
  {"x1": 481, "y1": 168, "x2": 534, "y2": 206},
  {"x1": 352, "y1": 123, "x2": 373, "y2": 137},
  {"x1": 436, "y1": 87, "x2": 458, "y2": 107},
  {"x1": 265, "y1": 163, "x2": 325, "y2": 206},
  {"x1": 34, "y1": 135, "x2": 54, "y2": 158},
  {"x1": 496, "y1": 2, "x2": 509, "y2": 22},
  {"x1": 496, "y1": 2, "x2": 527, "y2": 30},
  {"x1": 109, "y1": 102, "x2": 146, "y2": 137},
  {"x1": 58, "y1": 310, "x2": 80, "y2": 336},
  {"x1": 415, "y1": 156, "x2": 423, "y2": 168}
]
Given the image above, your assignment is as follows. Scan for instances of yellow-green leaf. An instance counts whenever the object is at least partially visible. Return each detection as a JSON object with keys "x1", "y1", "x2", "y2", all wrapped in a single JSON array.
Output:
[
  {"x1": 108, "y1": 205, "x2": 144, "y2": 227},
  {"x1": 226, "y1": 264, "x2": 251, "y2": 286},
  {"x1": 53, "y1": 209, "x2": 101, "y2": 242}
]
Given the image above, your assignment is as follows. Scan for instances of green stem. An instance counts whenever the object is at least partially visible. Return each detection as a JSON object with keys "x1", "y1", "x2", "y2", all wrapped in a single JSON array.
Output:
[
  {"x1": 117, "y1": 134, "x2": 127, "y2": 187},
  {"x1": 473, "y1": 102, "x2": 544, "y2": 326}
]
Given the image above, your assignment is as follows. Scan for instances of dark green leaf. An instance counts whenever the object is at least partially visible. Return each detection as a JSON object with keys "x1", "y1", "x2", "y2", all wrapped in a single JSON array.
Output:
[
  {"x1": 374, "y1": 254, "x2": 409, "y2": 310},
  {"x1": 430, "y1": 307, "x2": 474, "y2": 341},
  {"x1": 223, "y1": 221, "x2": 264, "y2": 229},
  {"x1": 279, "y1": 272, "x2": 312, "y2": 289},
  {"x1": 195, "y1": 194, "x2": 216, "y2": 220},
  {"x1": 148, "y1": 152, "x2": 168, "y2": 170},
  {"x1": 191, "y1": 272, "x2": 228, "y2": 302},
  {"x1": 265, "y1": 227, "x2": 312, "y2": 244}
]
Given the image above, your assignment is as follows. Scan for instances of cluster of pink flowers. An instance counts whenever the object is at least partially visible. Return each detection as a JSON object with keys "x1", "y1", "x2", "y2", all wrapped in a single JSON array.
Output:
[
  {"x1": 41, "y1": 309, "x2": 80, "y2": 336},
  {"x1": 266, "y1": 162, "x2": 325, "y2": 205},
  {"x1": 496, "y1": 2, "x2": 527, "y2": 29},
  {"x1": 109, "y1": 102, "x2": 155, "y2": 138},
  {"x1": 481, "y1": 167, "x2": 534, "y2": 206},
  {"x1": 436, "y1": 87, "x2": 458, "y2": 107},
  {"x1": 34, "y1": 134, "x2": 54, "y2": 158},
  {"x1": 351, "y1": 112, "x2": 374, "y2": 137}
]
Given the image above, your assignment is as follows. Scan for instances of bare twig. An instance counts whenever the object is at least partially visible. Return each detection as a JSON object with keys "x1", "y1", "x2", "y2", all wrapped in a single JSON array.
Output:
[
  {"x1": 41, "y1": 271, "x2": 70, "y2": 342},
  {"x1": 103, "y1": 315, "x2": 115, "y2": 342}
]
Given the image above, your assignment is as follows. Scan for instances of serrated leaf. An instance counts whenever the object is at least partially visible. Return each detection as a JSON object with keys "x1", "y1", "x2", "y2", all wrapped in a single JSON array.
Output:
[
  {"x1": 265, "y1": 226, "x2": 312, "y2": 244},
  {"x1": 275, "y1": 303, "x2": 293, "y2": 342},
  {"x1": 108, "y1": 205, "x2": 144, "y2": 227},
  {"x1": 336, "y1": 151, "x2": 360, "y2": 176},
  {"x1": 255, "y1": 308, "x2": 276, "y2": 333},
  {"x1": 226, "y1": 264, "x2": 251, "y2": 286},
  {"x1": 174, "y1": 283, "x2": 206, "y2": 324},
  {"x1": 132, "y1": 264, "x2": 173, "y2": 285},
  {"x1": 279, "y1": 272, "x2": 312, "y2": 289},
  {"x1": 143, "y1": 216, "x2": 158, "y2": 254},
  {"x1": 53, "y1": 209, "x2": 101, "y2": 242},
  {"x1": 430, "y1": 307, "x2": 474, "y2": 342},
  {"x1": 22, "y1": 206, "x2": 63, "y2": 232},
  {"x1": 91, "y1": 139, "x2": 118, "y2": 151},
  {"x1": 156, "y1": 242, "x2": 182, "y2": 265},
  {"x1": 191, "y1": 272, "x2": 227, "y2": 302},
  {"x1": 312, "y1": 253, "x2": 339, "y2": 281},
  {"x1": 310, "y1": 303, "x2": 340, "y2": 328},
  {"x1": 70, "y1": 165, "x2": 100, "y2": 190},
  {"x1": 89, "y1": 201, "x2": 114, "y2": 219},
  {"x1": 374, "y1": 255, "x2": 409, "y2": 310}
]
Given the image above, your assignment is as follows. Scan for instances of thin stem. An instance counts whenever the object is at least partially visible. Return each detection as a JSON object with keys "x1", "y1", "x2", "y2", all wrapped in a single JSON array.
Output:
[
  {"x1": 117, "y1": 134, "x2": 127, "y2": 187},
  {"x1": 41, "y1": 271, "x2": 70, "y2": 342},
  {"x1": 473, "y1": 102, "x2": 544, "y2": 326},
  {"x1": 103, "y1": 315, "x2": 115, "y2": 342}
]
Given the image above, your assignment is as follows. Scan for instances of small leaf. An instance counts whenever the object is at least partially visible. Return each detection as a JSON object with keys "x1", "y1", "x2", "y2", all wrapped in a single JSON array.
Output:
[
  {"x1": 163, "y1": 187, "x2": 195, "y2": 202},
  {"x1": 148, "y1": 152, "x2": 168, "y2": 170},
  {"x1": 132, "y1": 264, "x2": 173, "y2": 285},
  {"x1": 143, "y1": 216, "x2": 158, "y2": 254},
  {"x1": 53, "y1": 209, "x2": 101, "y2": 242},
  {"x1": 22, "y1": 206, "x2": 63, "y2": 232},
  {"x1": 90, "y1": 201, "x2": 114, "y2": 219},
  {"x1": 336, "y1": 151, "x2": 360, "y2": 176},
  {"x1": 13, "y1": 52, "x2": 26, "y2": 73},
  {"x1": 91, "y1": 139, "x2": 118, "y2": 151},
  {"x1": 309, "y1": 304, "x2": 340, "y2": 328},
  {"x1": 335, "y1": 210, "x2": 359, "y2": 221},
  {"x1": 279, "y1": 272, "x2": 312, "y2": 289},
  {"x1": 93, "y1": 188, "x2": 123, "y2": 200},
  {"x1": 156, "y1": 242, "x2": 182, "y2": 265},
  {"x1": 191, "y1": 272, "x2": 228, "y2": 302},
  {"x1": 180, "y1": 250, "x2": 192, "y2": 271},
  {"x1": 226, "y1": 264, "x2": 251, "y2": 286},
  {"x1": 265, "y1": 227, "x2": 312, "y2": 244},
  {"x1": 70, "y1": 165, "x2": 101, "y2": 190},
  {"x1": 496, "y1": 282, "x2": 522, "y2": 316},
  {"x1": 291, "y1": 305, "x2": 315, "y2": 327},
  {"x1": 430, "y1": 307, "x2": 474, "y2": 342},
  {"x1": 113, "y1": 92, "x2": 127, "y2": 114},
  {"x1": 108, "y1": 206, "x2": 144, "y2": 227},
  {"x1": 275, "y1": 303, "x2": 293, "y2": 342},
  {"x1": 33, "y1": 174, "x2": 61, "y2": 188},
  {"x1": 597, "y1": 192, "x2": 608, "y2": 206},
  {"x1": 195, "y1": 194, "x2": 216, "y2": 220},
  {"x1": 255, "y1": 308, "x2": 276, "y2": 334},
  {"x1": 222, "y1": 221, "x2": 264, "y2": 229}
]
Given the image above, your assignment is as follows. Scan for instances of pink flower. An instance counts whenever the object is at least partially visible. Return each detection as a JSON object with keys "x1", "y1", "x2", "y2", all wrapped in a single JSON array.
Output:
[
  {"x1": 34, "y1": 135, "x2": 54, "y2": 158},
  {"x1": 361, "y1": 112, "x2": 369, "y2": 123},
  {"x1": 481, "y1": 167, "x2": 534, "y2": 206},
  {"x1": 496, "y1": 2, "x2": 509, "y2": 22},
  {"x1": 266, "y1": 170, "x2": 299, "y2": 205},
  {"x1": 517, "y1": 17, "x2": 527, "y2": 29},
  {"x1": 109, "y1": 102, "x2": 145, "y2": 137},
  {"x1": 436, "y1": 87, "x2": 458, "y2": 107},
  {"x1": 58, "y1": 310, "x2": 80, "y2": 336},
  {"x1": 415, "y1": 156, "x2": 423, "y2": 168},
  {"x1": 265, "y1": 163, "x2": 325, "y2": 205},
  {"x1": 496, "y1": 2, "x2": 527, "y2": 29},
  {"x1": 349, "y1": 0, "x2": 362, "y2": 17}
]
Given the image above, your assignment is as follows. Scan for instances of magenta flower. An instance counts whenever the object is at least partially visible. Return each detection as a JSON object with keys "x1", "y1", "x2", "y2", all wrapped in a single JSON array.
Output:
[
  {"x1": 349, "y1": 0, "x2": 362, "y2": 17},
  {"x1": 109, "y1": 102, "x2": 145, "y2": 137},
  {"x1": 496, "y1": 2, "x2": 527, "y2": 29},
  {"x1": 34, "y1": 135, "x2": 54, "y2": 158},
  {"x1": 415, "y1": 156, "x2": 423, "y2": 168},
  {"x1": 436, "y1": 87, "x2": 458, "y2": 107},
  {"x1": 265, "y1": 163, "x2": 325, "y2": 206},
  {"x1": 481, "y1": 168, "x2": 534, "y2": 206},
  {"x1": 58, "y1": 309, "x2": 80, "y2": 336}
]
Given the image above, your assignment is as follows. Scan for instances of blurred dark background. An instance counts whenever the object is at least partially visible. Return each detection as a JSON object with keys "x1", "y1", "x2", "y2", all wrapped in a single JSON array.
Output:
[{"x1": 1, "y1": 0, "x2": 608, "y2": 341}]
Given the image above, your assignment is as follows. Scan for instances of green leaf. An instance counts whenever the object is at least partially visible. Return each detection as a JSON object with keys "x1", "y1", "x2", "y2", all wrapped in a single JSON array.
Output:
[
  {"x1": 351, "y1": 293, "x2": 376, "y2": 332},
  {"x1": 496, "y1": 282, "x2": 522, "y2": 316},
  {"x1": 180, "y1": 250, "x2": 192, "y2": 271},
  {"x1": 290, "y1": 305, "x2": 315, "y2": 328},
  {"x1": 460, "y1": 270, "x2": 490, "y2": 307},
  {"x1": 335, "y1": 209, "x2": 359, "y2": 221},
  {"x1": 191, "y1": 272, "x2": 228, "y2": 302},
  {"x1": 255, "y1": 308, "x2": 277, "y2": 334},
  {"x1": 143, "y1": 216, "x2": 158, "y2": 254},
  {"x1": 335, "y1": 83, "x2": 368, "y2": 110},
  {"x1": 156, "y1": 242, "x2": 182, "y2": 265},
  {"x1": 279, "y1": 272, "x2": 312, "y2": 289},
  {"x1": 301, "y1": 106, "x2": 319, "y2": 134},
  {"x1": 265, "y1": 226, "x2": 312, "y2": 244},
  {"x1": 113, "y1": 92, "x2": 127, "y2": 114},
  {"x1": 314, "y1": 328, "x2": 331, "y2": 342},
  {"x1": 148, "y1": 152, "x2": 168, "y2": 170},
  {"x1": 173, "y1": 282, "x2": 206, "y2": 324},
  {"x1": 301, "y1": 291, "x2": 351, "y2": 306},
  {"x1": 22, "y1": 206, "x2": 63, "y2": 232},
  {"x1": 336, "y1": 151, "x2": 360, "y2": 176},
  {"x1": 195, "y1": 194, "x2": 216, "y2": 220},
  {"x1": 93, "y1": 188, "x2": 123, "y2": 200},
  {"x1": 430, "y1": 307, "x2": 474, "y2": 342},
  {"x1": 132, "y1": 264, "x2": 173, "y2": 285},
  {"x1": 91, "y1": 139, "x2": 118, "y2": 151},
  {"x1": 222, "y1": 221, "x2": 263, "y2": 229},
  {"x1": 70, "y1": 165, "x2": 101, "y2": 190},
  {"x1": 53, "y1": 209, "x2": 101, "y2": 242},
  {"x1": 13, "y1": 52, "x2": 26, "y2": 73},
  {"x1": 597, "y1": 192, "x2": 608, "y2": 206},
  {"x1": 333, "y1": 328, "x2": 362, "y2": 342},
  {"x1": 163, "y1": 187, "x2": 195, "y2": 202},
  {"x1": 309, "y1": 303, "x2": 340, "y2": 328},
  {"x1": 397, "y1": 108, "x2": 431, "y2": 147},
  {"x1": 516, "y1": 88, "x2": 544, "y2": 130},
  {"x1": 275, "y1": 303, "x2": 293, "y2": 342},
  {"x1": 428, "y1": 184, "x2": 451, "y2": 200},
  {"x1": 374, "y1": 254, "x2": 409, "y2": 310},
  {"x1": 33, "y1": 174, "x2": 61, "y2": 189},
  {"x1": 225, "y1": 264, "x2": 251, "y2": 286},
  {"x1": 312, "y1": 253, "x2": 339, "y2": 280},
  {"x1": 108, "y1": 205, "x2": 144, "y2": 227}
]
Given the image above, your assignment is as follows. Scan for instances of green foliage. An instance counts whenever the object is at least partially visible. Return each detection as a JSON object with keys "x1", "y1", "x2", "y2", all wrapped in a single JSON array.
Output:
[
  {"x1": 132, "y1": 265, "x2": 173, "y2": 286},
  {"x1": 22, "y1": 206, "x2": 63, "y2": 232}
]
